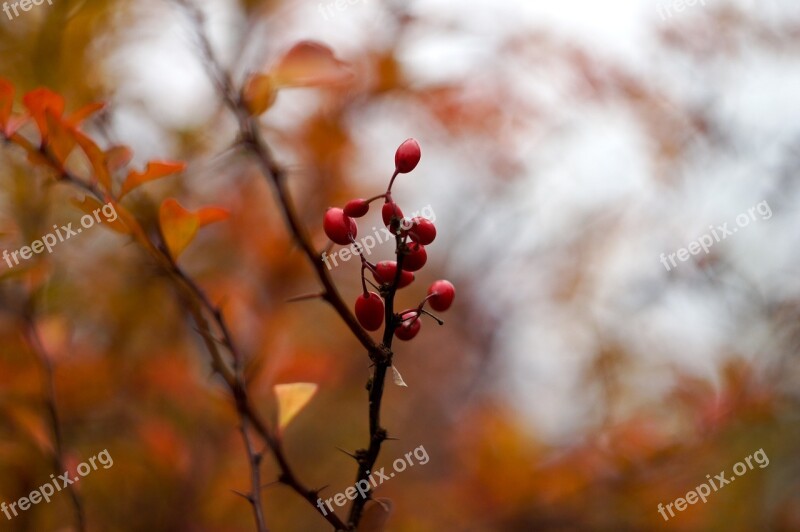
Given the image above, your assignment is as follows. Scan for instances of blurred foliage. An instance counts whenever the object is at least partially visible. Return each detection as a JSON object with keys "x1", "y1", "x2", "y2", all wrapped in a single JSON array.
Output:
[{"x1": 1, "y1": 0, "x2": 799, "y2": 531}]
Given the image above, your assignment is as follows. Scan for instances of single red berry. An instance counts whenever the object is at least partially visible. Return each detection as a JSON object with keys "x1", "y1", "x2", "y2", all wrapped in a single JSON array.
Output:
[
  {"x1": 394, "y1": 314, "x2": 422, "y2": 341},
  {"x1": 401, "y1": 242, "x2": 427, "y2": 272},
  {"x1": 372, "y1": 260, "x2": 415, "y2": 288},
  {"x1": 427, "y1": 280, "x2": 455, "y2": 311},
  {"x1": 382, "y1": 202, "x2": 404, "y2": 227},
  {"x1": 355, "y1": 292, "x2": 384, "y2": 331},
  {"x1": 323, "y1": 207, "x2": 357, "y2": 245},
  {"x1": 344, "y1": 198, "x2": 370, "y2": 218},
  {"x1": 407, "y1": 217, "x2": 436, "y2": 245},
  {"x1": 395, "y1": 138, "x2": 421, "y2": 174}
]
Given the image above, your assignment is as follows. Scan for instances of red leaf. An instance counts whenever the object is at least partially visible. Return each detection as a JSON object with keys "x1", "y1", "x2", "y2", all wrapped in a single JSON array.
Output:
[
  {"x1": 66, "y1": 102, "x2": 105, "y2": 127},
  {"x1": 197, "y1": 206, "x2": 229, "y2": 227},
  {"x1": 22, "y1": 87, "x2": 65, "y2": 140},
  {"x1": 73, "y1": 130, "x2": 112, "y2": 190},
  {"x1": 120, "y1": 161, "x2": 186, "y2": 198},
  {"x1": 0, "y1": 78, "x2": 13, "y2": 133},
  {"x1": 44, "y1": 110, "x2": 76, "y2": 167}
]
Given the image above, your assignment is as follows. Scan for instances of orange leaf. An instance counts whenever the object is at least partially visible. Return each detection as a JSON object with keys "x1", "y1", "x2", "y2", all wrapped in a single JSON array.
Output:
[
  {"x1": 270, "y1": 41, "x2": 352, "y2": 88},
  {"x1": 71, "y1": 197, "x2": 130, "y2": 235},
  {"x1": 67, "y1": 102, "x2": 105, "y2": 127},
  {"x1": 121, "y1": 161, "x2": 186, "y2": 199},
  {"x1": 44, "y1": 110, "x2": 76, "y2": 167},
  {"x1": 274, "y1": 382, "x2": 318, "y2": 432},
  {"x1": 105, "y1": 145, "x2": 133, "y2": 173},
  {"x1": 197, "y1": 206, "x2": 229, "y2": 227},
  {"x1": 22, "y1": 87, "x2": 65, "y2": 140},
  {"x1": 0, "y1": 78, "x2": 13, "y2": 132},
  {"x1": 242, "y1": 73, "x2": 277, "y2": 116},
  {"x1": 159, "y1": 198, "x2": 199, "y2": 259},
  {"x1": 73, "y1": 130, "x2": 112, "y2": 190}
]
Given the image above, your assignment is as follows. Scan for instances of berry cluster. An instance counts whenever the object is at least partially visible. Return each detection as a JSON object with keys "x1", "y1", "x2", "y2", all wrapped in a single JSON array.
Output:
[{"x1": 322, "y1": 139, "x2": 455, "y2": 341}]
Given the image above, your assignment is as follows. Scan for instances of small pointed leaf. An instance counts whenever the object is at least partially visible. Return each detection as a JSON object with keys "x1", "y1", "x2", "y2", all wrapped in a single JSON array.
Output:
[
  {"x1": 274, "y1": 382, "x2": 318, "y2": 431},
  {"x1": 242, "y1": 73, "x2": 277, "y2": 116},
  {"x1": 120, "y1": 161, "x2": 186, "y2": 199},
  {"x1": 391, "y1": 365, "x2": 407, "y2": 387},
  {"x1": 159, "y1": 198, "x2": 199, "y2": 259}
]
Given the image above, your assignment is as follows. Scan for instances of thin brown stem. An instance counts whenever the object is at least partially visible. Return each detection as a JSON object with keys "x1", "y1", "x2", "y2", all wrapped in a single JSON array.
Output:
[
  {"x1": 173, "y1": 2, "x2": 402, "y2": 526},
  {"x1": 21, "y1": 315, "x2": 87, "y2": 532},
  {"x1": 240, "y1": 420, "x2": 268, "y2": 532}
]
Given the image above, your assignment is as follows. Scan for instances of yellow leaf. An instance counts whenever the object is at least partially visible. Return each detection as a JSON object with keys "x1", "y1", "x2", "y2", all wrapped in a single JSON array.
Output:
[
  {"x1": 120, "y1": 161, "x2": 186, "y2": 199},
  {"x1": 271, "y1": 41, "x2": 352, "y2": 88},
  {"x1": 159, "y1": 198, "x2": 199, "y2": 259},
  {"x1": 274, "y1": 382, "x2": 318, "y2": 432},
  {"x1": 242, "y1": 73, "x2": 277, "y2": 116}
]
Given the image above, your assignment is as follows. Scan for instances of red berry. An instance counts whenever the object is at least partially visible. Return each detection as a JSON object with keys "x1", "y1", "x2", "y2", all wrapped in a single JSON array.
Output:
[
  {"x1": 372, "y1": 260, "x2": 414, "y2": 288},
  {"x1": 344, "y1": 198, "x2": 370, "y2": 218},
  {"x1": 395, "y1": 138, "x2": 421, "y2": 174},
  {"x1": 355, "y1": 292, "x2": 384, "y2": 331},
  {"x1": 407, "y1": 217, "x2": 436, "y2": 245},
  {"x1": 394, "y1": 314, "x2": 421, "y2": 341},
  {"x1": 427, "y1": 280, "x2": 455, "y2": 311},
  {"x1": 401, "y1": 242, "x2": 427, "y2": 272},
  {"x1": 323, "y1": 207, "x2": 357, "y2": 245},
  {"x1": 382, "y1": 202, "x2": 404, "y2": 227}
]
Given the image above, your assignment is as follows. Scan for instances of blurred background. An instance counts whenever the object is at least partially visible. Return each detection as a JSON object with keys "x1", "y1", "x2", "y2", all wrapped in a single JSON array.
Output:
[{"x1": 1, "y1": 0, "x2": 800, "y2": 530}]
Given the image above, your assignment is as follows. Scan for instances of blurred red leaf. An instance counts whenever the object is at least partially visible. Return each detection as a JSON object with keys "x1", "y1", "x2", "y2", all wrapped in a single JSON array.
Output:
[
  {"x1": 44, "y1": 110, "x2": 77, "y2": 167},
  {"x1": 22, "y1": 87, "x2": 65, "y2": 140},
  {"x1": 120, "y1": 161, "x2": 186, "y2": 199},
  {"x1": 66, "y1": 102, "x2": 105, "y2": 127},
  {"x1": 0, "y1": 78, "x2": 13, "y2": 132}
]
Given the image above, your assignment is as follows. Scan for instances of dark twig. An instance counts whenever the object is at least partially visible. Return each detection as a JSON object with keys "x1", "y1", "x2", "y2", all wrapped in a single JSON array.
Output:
[
  {"x1": 173, "y1": 2, "x2": 403, "y2": 527},
  {"x1": 20, "y1": 314, "x2": 87, "y2": 532}
]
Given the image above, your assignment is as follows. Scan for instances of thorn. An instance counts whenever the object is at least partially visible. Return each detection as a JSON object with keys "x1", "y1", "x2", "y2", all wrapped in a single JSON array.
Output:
[
  {"x1": 192, "y1": 326, "x2": 225, "y2": 345},
  {"x1": 420, "y1": 309, "x2": 444, "y2": 325},
  {"x1": 286, "y1": 292, "x2": 325, "y2": 303},
  {"x1": 231, "y1": 489, "x2": 251, "y2": 501},
  {"x1": 336, "y1": 447, "x2": 358, "y2": 459},
  {"x1": 260, "y1": 480, "x2": 281, "y2": 489}
]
